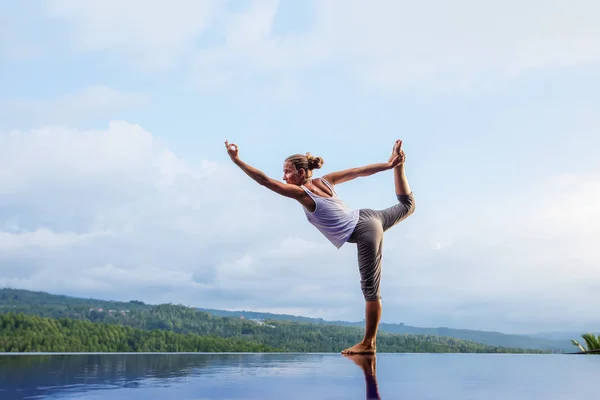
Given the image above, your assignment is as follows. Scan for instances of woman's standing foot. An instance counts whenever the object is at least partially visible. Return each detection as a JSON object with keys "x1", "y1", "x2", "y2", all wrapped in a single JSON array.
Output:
[{"x1": 341, "y1": 341, "x2": 376, "y2": 355}]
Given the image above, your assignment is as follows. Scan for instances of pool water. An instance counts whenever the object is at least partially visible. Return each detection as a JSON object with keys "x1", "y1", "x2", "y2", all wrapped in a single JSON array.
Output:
[{"x1": 0, "y1": 352, "x2": 598, "y2": 399}]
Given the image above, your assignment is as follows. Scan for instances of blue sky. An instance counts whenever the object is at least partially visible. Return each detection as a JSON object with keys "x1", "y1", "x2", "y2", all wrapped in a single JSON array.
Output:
[{"x1": 1, "y1": 0, "x2": 599, "y2": 334}]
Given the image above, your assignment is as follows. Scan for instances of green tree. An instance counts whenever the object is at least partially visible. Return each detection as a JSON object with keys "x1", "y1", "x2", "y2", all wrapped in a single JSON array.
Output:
[
  {"x1": 571, "y1": 333, "x2": 600, "y2": 354},
  {"x1": 1, "y1": 289, "x2": 554, "y2": 354}
]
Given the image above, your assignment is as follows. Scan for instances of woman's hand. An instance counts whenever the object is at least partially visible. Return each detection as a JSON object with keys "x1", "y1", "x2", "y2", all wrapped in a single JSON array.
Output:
[
  {"x1": 387, "y1": 152, "x2": 405, "y2": 169},
  {"x1": 387, "y1": 140, "x2": 406, "y2": 169},
  {"x1": 224, "y1": 140, "x2": 239, "y2": 161}
]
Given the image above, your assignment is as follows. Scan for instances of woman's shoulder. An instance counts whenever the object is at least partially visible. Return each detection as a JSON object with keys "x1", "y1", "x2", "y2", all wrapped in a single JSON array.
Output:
[{"x1": 316, "y1": 176, "x2": 334, "y2": 189}]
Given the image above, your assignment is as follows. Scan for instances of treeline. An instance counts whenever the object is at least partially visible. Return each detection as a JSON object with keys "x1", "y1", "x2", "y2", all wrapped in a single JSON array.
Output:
[
  {"x1": 0, "y1": 313, "x2": 278, "y2": 353},
  {"x1": 0, "y1": 310, "x2": 547, "y2": 354},
  {"x1": 200, "y1": 308, "x2": 570, "y2": 352},
  {"x1": 0, "y1": 288, "x2": 550, "y2": 353},
  {"x1": 0, "y1": 288, "x2": 569, "y2": 352}
]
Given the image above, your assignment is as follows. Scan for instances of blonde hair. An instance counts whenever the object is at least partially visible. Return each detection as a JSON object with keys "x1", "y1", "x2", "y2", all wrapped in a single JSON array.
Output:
[{"x1": 285, "y1": 152, "x2": 324, "y2": 181}]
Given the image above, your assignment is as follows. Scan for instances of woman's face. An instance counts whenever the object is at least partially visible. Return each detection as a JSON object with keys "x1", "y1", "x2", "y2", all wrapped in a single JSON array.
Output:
[{"x1": 282, "y1": 161, "x2": 305, "y2": 185}]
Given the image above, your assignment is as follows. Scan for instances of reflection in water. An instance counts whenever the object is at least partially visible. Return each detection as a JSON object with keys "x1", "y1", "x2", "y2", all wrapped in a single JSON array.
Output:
[
  {"x1": 0, "y1": 352, "x2": 382, "y2": 399},
  {"x1": 1, "y1": 352, "x2": 599, "y2": 399},
  {"x1": 0, "y1": 353, "x2": 216, "y2": 399},
  {"x1": 0, "y1": 353, "x2": 341, "y2": 399},
  {"x1": 344, "y1": 354, "x2": 381, "y2": 400}
]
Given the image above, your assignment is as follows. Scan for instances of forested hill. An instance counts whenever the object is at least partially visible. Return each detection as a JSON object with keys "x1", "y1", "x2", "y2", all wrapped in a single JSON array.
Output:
[
  {"x1": 1, "y1": 311, "x2": 547, "y2": 354},
  {"x1": 197, "y1": 308, "x2": 572, "y2": 352},
  {"x1": 0, "y1": 313, "x2": 277, "y2": 353},
  {"x1": 0, "y1": 288, "x2": 560, "y2": 353},
  {"x1": 0, "y1": 288, "x2": 152, "y2": 315}
]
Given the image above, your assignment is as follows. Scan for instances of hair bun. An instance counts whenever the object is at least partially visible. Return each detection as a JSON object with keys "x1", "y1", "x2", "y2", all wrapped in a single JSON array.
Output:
[{"x1": 306, "y1": 153, "x2": 324, "y2": 170}]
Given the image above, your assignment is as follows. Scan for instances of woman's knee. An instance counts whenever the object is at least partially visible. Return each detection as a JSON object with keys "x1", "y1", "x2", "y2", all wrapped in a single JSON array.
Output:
[
  {"x1": 362, "y1": 288, "x2": 382, "y2": 302},
  {"x1": 395, "y1": 193, "x2": 416, "y2": 220},
  {"x1": 397, "y1": 192, "x2": 415, "y2": 210},
  {"x1": 358, "y1": 256, "x2": 383, "y2": 300},
  {"x1": 361, "y1": 277, "x2": 382, "y2": 301}
]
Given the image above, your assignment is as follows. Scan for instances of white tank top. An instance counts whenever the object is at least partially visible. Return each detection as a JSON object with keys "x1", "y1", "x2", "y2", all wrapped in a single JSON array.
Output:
[{"x1": 300, "y1": 178, "x2": 360, "y2": 248}]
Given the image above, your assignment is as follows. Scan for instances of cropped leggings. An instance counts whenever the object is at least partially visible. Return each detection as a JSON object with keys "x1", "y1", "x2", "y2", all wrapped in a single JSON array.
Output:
[{"x1": 346, "y1": 193, "x2": 415, "y2": 301}]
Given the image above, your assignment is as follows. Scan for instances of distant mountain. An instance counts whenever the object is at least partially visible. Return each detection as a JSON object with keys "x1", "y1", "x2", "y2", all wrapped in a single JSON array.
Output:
[
  {"x1": 197, "y1": 308, "x2": 573, "y2": 352},
  {"x1": 0, "y1": 287, "x2": 571, "y2": 353}
]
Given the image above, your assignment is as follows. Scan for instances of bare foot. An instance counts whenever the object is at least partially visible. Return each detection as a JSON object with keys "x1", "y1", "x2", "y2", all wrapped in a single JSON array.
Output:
[
  {"x1": 341, "y1": 341, "x2": 376, "y2": 355},
  {"x1": 388, "y1": 140, "x2": 402, "y2": 163}
]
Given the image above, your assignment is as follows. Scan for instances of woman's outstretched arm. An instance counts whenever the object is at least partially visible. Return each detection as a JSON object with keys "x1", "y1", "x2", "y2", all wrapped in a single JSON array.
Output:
[
  {"x1": 322, "y1": 162, "x2": 393, "y2": 186},
  {"x1": 323, "y1": 140, "x2": 405, "y2": 186},
  {"x1": 225, "y1": 141, "x2": 304, "y2": 200}
]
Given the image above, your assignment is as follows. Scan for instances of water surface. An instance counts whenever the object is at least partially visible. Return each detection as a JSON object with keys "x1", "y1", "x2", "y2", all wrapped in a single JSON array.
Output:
[{"x1": 1, "y1": 352, "x2": 598, "y2": 399}]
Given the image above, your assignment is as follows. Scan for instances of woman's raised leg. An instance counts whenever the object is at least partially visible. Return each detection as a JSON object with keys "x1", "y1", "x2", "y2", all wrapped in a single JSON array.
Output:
[
  {"x1": 380, "y1": 140, "x2": 415, "y2": 231},
  {"x1": 391, "y1": 140, "x2": 411, "y2": 196}
]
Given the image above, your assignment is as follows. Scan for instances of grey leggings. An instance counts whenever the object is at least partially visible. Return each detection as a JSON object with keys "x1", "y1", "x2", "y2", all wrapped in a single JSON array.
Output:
[{"x1": 346, "y1": 193, "x2": 415, "y2": 301}]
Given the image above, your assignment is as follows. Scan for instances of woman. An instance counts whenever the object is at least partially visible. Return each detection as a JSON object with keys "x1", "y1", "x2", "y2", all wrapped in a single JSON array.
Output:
[{"x1": 224, "y1": 139, "x2": 415, "y2": 354}]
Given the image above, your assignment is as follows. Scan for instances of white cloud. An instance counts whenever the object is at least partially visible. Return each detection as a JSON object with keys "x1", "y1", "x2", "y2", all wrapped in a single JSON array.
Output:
[
  {"x1": 216, "y1": 254, "x2": 254, "y2": 283},
  {"x1": 265, "y1": 236, "x2": 331, "y2": 258},
  {"x1": 190, "y1": 1, "x2": 327, "y2": 89},
  {"x1": 41, "y1": 0, "x2": 600, "y2": 90},
  {"x1": 86, "y1": 263, "x2": 194, "y2": 287},
  {"x1": 310, "y1": 0, "x2": 600, "y2": 89},
  {"x1": 212, "y1": 235, "x2": 358, "y2": 311},
  {"x1": 0, "y1": 86, "x2": 148, "y2": 128},
  {"x1": 0, "y1": 228, "x2": 110, "y2": 252},
  {"x1": 45, "y1": 0, "x2": 220, "y2": 71},
  {"x1": 527, "y1": 173, "x2": 600, "y2": 236},
  {"x1": 376, "y1": 172, "x2": 600, "y2": 332},
  {"x1": 0, "y1": 120, "x2": 365, "y2": 311},
  {"x1": 0, "y1": 121, "x2": 322, "y2": 301},
  {"x1": 1, "y1": 120, "x2": 599, "y2": 333}
]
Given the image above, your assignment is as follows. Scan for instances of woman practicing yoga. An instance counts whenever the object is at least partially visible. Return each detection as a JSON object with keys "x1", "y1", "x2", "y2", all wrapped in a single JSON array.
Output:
[{"x1": 225, "y1": 139, "x2": 415, "y2": 354}]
